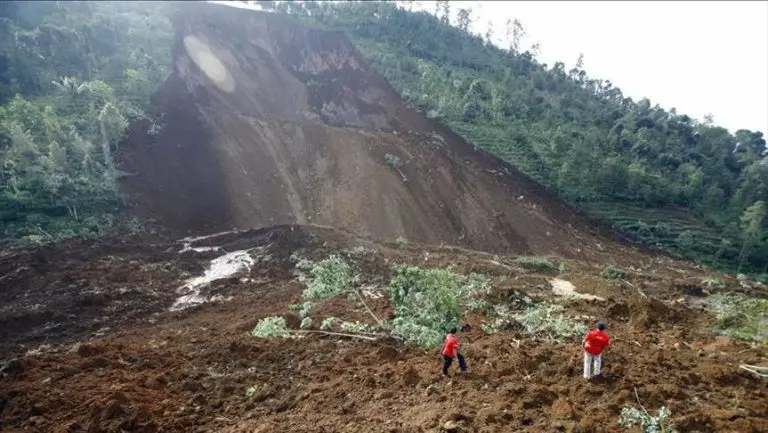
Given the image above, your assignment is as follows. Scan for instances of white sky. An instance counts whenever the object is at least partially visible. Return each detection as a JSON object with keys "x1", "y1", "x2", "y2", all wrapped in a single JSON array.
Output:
[
  {"x1": 409, "y1": 1, "x2": 768, "y2": 136},
  {"x1": 212, "y1": 1, "x2": 768, "y2": 136}
]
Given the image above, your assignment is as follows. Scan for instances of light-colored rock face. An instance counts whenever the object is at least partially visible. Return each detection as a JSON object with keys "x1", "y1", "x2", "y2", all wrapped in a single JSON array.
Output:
[{"x1": 119, "y1": 3, "x2": 630, "y2": 259}]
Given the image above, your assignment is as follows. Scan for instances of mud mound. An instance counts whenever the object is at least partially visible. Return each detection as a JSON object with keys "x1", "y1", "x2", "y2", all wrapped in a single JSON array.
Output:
[
  {"x1": 1, "y1": 228, "x2": 765, "y2": 432},
  {"x1": 118, "y1": 2, "x2": 637, "y2": 260}
]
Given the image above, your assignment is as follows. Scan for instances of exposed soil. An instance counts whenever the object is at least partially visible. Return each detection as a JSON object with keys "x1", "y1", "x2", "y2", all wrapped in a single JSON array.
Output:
[
  {"x1": 3, "y1": 4, "x2": 764, "y2": 433},
  {"x1": 1, "y1": 226, "x2": 766, "y2": 433},
  {"x1": 118, "y1": 2, "x2": 639, "y2": 260}
]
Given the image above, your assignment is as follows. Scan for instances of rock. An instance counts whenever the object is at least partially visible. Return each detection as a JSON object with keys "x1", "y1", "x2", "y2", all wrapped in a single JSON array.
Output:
[
  {"x1": 442, "y1": 421, "x2": 459, "y2": 432},
  {"x1": 28, "y1": 416, "x2": 47, "y2": 427},
  {"x1": 551, "y1": 398, "x2": 574, "y2": 420},
  {"x1": 425, "y1": 384, "x2": 440, "y2": 396},
  {"x1": 400, "y1": 367, "x2": 420, "y2": 387},
  {"x1": 101, "y1": 399, "x2": 125, "y2": 420},
  {"x1": 76, "y1": 343, "x2": 104, "y2": 357},
  {"x1": 0, "y1": 359, "x2": 25, "y2": 376}
]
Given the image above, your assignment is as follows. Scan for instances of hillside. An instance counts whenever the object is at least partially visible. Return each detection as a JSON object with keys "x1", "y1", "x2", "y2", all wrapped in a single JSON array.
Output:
[
  {"x1": 267, "y1": 1, "x2": 768, "y2": 274},
  {"x1": 118, "y1": 2, "x2": 631, "y2": 259},
  {"x1": 1, "y1": 3, "x2": 766, "y2": 433}
]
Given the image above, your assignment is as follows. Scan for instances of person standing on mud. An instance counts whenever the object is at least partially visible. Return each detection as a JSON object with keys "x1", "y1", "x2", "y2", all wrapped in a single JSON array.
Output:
[
  {"x1": 441, "y1": 327, "x2": 467, "y2": 378},
  {"x1": 583, "y1": 322, "x2": 610, "y2": 380}
]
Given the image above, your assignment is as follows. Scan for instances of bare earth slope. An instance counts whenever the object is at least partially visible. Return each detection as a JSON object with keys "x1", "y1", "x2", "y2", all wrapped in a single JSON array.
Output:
[{"x1": 119, "y1": 3, "x2": 632, "y2": 259}]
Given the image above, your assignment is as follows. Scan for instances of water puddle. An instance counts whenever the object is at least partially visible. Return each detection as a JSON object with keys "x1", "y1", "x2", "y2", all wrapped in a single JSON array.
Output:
[{"x1": 171, "y1": 250, "x2": 255, "y2": 311}]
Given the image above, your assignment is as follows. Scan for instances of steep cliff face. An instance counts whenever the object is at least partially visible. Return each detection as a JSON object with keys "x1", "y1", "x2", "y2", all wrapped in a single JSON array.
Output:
[{"x1": 119, "y1": 3, "x2": 631, "y2": 258}]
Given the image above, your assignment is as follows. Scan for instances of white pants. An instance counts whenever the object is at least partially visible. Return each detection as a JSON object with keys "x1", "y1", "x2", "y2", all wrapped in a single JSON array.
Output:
[{"x1": 583, "y1": 352, "x2": 602, "y2": 379}]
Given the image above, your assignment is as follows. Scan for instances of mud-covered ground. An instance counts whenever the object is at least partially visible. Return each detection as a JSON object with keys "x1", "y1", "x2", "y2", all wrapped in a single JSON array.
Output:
[{"x1": 0, "y1": 226, "x2": 766, "y2": 433}]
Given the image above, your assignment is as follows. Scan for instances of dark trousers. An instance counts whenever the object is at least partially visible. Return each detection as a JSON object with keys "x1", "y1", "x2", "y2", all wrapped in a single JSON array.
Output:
[{"x1": 442, "y1": 354, "x2": 467, "y2": 375}]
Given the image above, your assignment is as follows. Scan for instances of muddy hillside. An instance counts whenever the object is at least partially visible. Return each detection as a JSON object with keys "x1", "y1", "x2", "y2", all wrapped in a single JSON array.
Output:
[{"x1": 119, "y1": 2, "x2": 633, "y2": 259}]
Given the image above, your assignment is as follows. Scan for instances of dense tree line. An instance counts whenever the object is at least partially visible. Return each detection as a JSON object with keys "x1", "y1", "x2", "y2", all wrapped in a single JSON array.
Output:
[
  {"x1": 0, "y1": 1, "x2": 172, "y2": 242},
  {"x1": 264, "y1": 0, "x2": 768, "y2": 274}
]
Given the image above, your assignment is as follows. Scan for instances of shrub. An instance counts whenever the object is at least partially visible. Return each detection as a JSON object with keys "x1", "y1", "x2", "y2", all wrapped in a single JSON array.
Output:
[
  {"x1": 512, "y1": 303, "x2": 588, "y2": 343},
  {"x1": 251, "y1": 316, "x2": 289, "y2": 339},
  {"x1": 339, "y1": 321, "x2": 370, "y2": 333},
  {"x1": 302, "y1": 255, "x2": 352, "y2": 301},
  {"x1": 514, "y1": 256, "x2": 561, "y2": 273},
  {"x1": 618, "y1": 406, "x2": 677, "y2": 433},
  {"x1": 300, "y1": 317, "x2": 313, "y2": 329},
  {"x1": 709, "y1": 293, "x2": 768, "y2": 344},
  {"x1": 320, "y1": 317, "x2": 337, "y2": 331},
  {"x1": 387, "y1": 265, "x2": 490, "y2": 348},
  {"x1": 603, "y1": 265, "x2": 627, "y2": 280}
]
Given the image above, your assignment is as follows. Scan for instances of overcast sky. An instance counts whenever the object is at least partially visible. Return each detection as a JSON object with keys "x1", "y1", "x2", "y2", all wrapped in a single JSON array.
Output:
[
  {"x1": 214, "y1": 1, "x2": 768, "y2": 136},
  {"x1": 409, "y1": 1, "x2": 768, "y2": 136}
]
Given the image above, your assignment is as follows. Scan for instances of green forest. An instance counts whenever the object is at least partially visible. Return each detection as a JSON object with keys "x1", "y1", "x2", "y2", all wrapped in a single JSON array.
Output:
[
  {"x1": 0, "y1": 1, "x2": 172, "y2": 242},
  {"x1": 2, "y1": 1, "x2": 768, "y2": 276}
]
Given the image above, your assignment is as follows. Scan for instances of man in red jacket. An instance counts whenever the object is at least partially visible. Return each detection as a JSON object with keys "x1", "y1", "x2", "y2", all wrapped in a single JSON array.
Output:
[
  {"x1": 583, "y1": 322, "x2": 610, "y2": 380},
  {"x1": 441, "y1": 327, "x2": 467, "y2": 378}
]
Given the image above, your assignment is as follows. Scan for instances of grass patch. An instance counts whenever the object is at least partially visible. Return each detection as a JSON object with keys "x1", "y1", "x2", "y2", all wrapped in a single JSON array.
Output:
[
  {"x1": 513, "y1": 256, "x2": 562, "y2": 274},
  {"x1": 709, "y1": 293, "x2": 768, "y2": 344},
  {"x1": 603, "y1": 265, "x2": 628, "y2": 280}
]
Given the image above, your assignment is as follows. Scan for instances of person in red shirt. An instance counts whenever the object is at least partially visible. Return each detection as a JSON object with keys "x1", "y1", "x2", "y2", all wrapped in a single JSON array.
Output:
[
  {"x1": 441, "y1": 327, "x2": 467, "y2": 378},
  {"x1": 583, "y1": 322, "x2": 610, "y2": 380}
]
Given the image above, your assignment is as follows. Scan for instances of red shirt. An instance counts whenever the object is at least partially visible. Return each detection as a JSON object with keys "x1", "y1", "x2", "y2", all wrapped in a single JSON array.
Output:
[
  {"x1": 441, "y1": 334, "x2": 460, "y2": 357},
  {"x1": 584, "y1": 330, "x2": 610, "y2": 355}
]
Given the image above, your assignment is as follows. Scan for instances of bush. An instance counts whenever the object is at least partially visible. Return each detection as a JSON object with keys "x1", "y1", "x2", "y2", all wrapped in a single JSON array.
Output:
[
  {"x1": 251, "y1": 316, "x2": 289, "y2": 339},
  {"x1": 320, "y1": 317, "x2": 337, "y2": 330},
  {"x1": 618, "y1": 406, "x2": 677, "y2": 433},
  {"x1": 387, "y1": 265, "x2": 490, "y2": 348},
  {"x1": 709, "y1": 293, "x2": 768, "y2": 344},
  {"x1": 514, "y1": 256, "x2": 561, "y2": 273},
  {"x1": 302, "y1": 255, "x2": 352, "y2": 301},
  {"x1": 603, "y1": 265, "x2": 628, "y2": 280},
  {"x1": 512, "y1": 303, "x2": 588, "y2": 343},
  {"x1": 300, "y1": 317, "x2": 312, "y2": 329},
  {"x1": 340, "y1": 321, "x2": 370, "y2": 333}
]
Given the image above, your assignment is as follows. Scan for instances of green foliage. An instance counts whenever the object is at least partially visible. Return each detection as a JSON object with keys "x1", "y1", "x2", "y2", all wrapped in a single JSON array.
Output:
[
  {"x1": 619, "y1": 406, "x2": 677, "y2": 433},
  {"x1": 513, "y1": 256, "x2": 561, "y2": 274},
  {"x1": 302, "y1": 255, "x2": 352, "y2": 301},
  {"x1": 251, "y1": 316, "x2": 289, "y2": 339},
  {"x1": 339, "y1": 321, "x2": 370, "y2": 333},
  {"x1": 603, "y1": 266, "x2": 628, "y2": 280},
  {"x1": 387, "y1": 265, "x2": 490, "y2": 348},
  {"x1": 300, "y1": 317, "x2": 312, "y2": 329},
  {"x1": 0, "y1": 2, "x2": 172, "y2": 243},
  {"x1": 320, "y1": 317, "x2": 337, "y2": 331},
  {"x1": 511, "y1": 303, "x2": 588, "y2": 343},
  {"x1": 708, "y1": 293, "x2": 768, "y2": 344},
  {"x1": 384, "y1": 153, "x2": 403, "y2": 169},
  {"x1": 273, "y1": 1, "x2": 768, "y2": 274}
]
